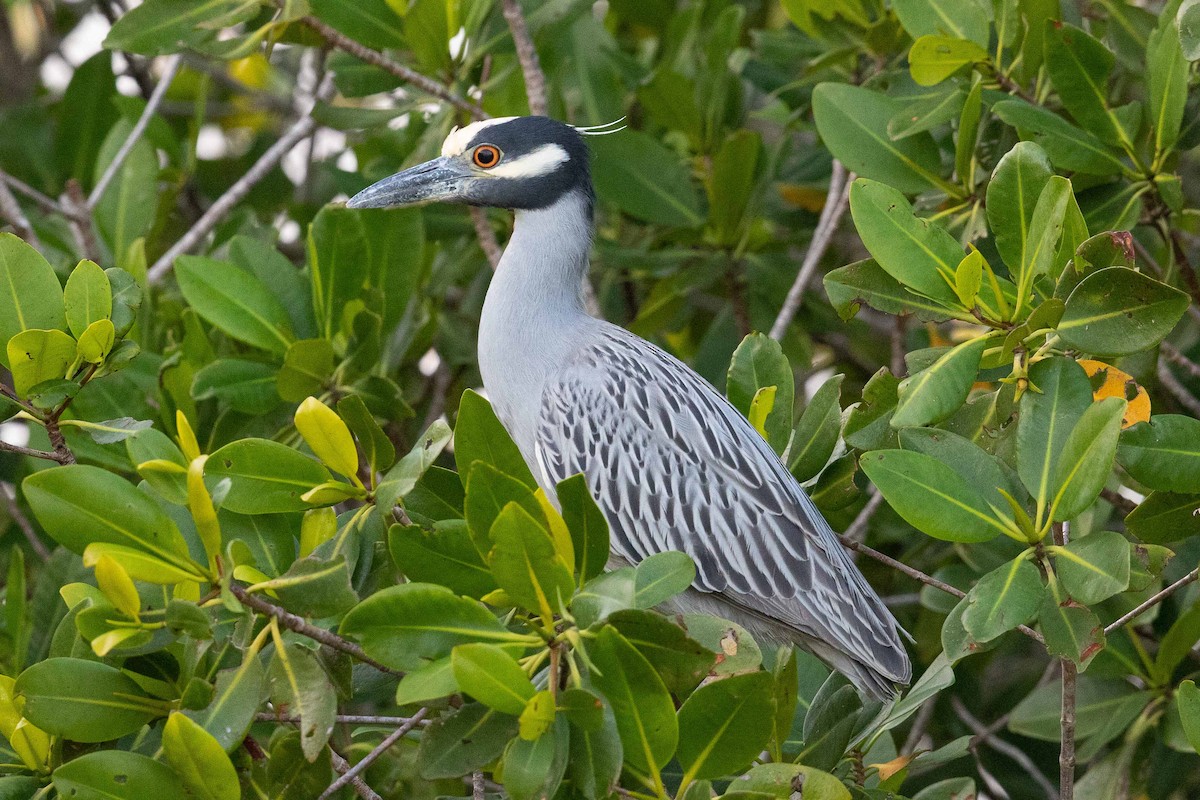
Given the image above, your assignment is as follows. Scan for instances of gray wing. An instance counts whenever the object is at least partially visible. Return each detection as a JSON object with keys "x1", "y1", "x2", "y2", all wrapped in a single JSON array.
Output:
[{"x1": 535, "y1": 327, "x2": 908, "y2": 684}]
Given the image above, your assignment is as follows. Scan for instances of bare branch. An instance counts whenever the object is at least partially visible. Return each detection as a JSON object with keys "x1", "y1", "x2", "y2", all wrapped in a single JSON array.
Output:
[
  {"x1": 1099, "y1": 487, "x2": 1137, "y2": 517},
  {"x1": 1162, "y1": 341, "x2": 1200, "y2": 382},
  {"x1": 0, "y1": 172, "x2": 72, "y2": 218},
  {"x1": 317, "y1": 709, "x2": 429, "y2": 800},
  {"x1": 1157, "y1": 358, "x2": 1200, "y2": 418},
  {"x1": 843, "y1": 488, "x2": 884, "y2": 545},
  {"x1": 63, "y1": 180, "x2": 99, "y2": 262},
  {"x1": 89, "y1": 54, "x2": 183, "y2": 209},
  {"x1": 1105, "y1": 568, "x2": 1200, "y2": 634},
  {"x1": 255, "y1": 712, "x2": 427, "y2": 727},
  {"x1": 298, "y1": 15, "x2": 486, "y2": 120},
  {"x1": 501, "y1": 0, "x2": 547, "y2": 116},
  {"x1": 1060, "y1": 658, "x2": 1076, "y2": 799},
  {"x1": 951, "y1": 696, "x2": 1057, "y2": 800},
  {"x1": 0, "y1": 437, "x2": 70, "y2": 464},
  {"x1": 469, "y1": 207, "x2": 503, "y2": 269},
  {"x1": 0, "y1": 169, "x2": 38, "y2": 246},
  {"x1": 0, "y1": 482, "x2": 50, "y2": 561},
  {"x1": 230, "y1": 584, "x2": 404, "y2": 676},
  {"x1": 472, "y1": 771, "x2": 486, "y2": 800},
  {"x1": 769, "y1": 162, "x2": 851, "y2": 341},
  {"x1": 330, "y1": 748, "x2": 384, "y2": 800}
]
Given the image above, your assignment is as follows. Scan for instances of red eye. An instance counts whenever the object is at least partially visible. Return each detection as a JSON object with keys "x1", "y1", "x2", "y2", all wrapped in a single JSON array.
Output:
[{"x1": 473, "y1": 145, "x2": 501, "y2": 168}]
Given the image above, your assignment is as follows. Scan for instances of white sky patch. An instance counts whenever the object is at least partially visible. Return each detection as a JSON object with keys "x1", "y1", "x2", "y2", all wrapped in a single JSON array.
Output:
[
  {"x1": 196, "y1": 125, "x2": 229, "y2": 160},
  {"x1": 282, "y1": 128, "x2": 346, "y2": 184},
  {"x1": 487, "y1": 143, "x2": 570, "y2": 178},
  {"x1": 60, "y1": 10, "x2": 108, "y2": 67},
  {"x1": 278, "y1": 219, "x2": 301, "y2": 245},
  {"x1": 0, "y1": 421, "x2": 29, "y2": 449},
  {"x1": 40, "y1": 54, "x2": 73, "y2": 94},
  {"x1": 337, "y1": 150, "x2": 358, "y2": 172},
  {"x1": 418, "y1": 348, "x2": 441, "y2": 377},
  {"x1": 448, "y1": 27, "x2": 467, "y2": 60}
]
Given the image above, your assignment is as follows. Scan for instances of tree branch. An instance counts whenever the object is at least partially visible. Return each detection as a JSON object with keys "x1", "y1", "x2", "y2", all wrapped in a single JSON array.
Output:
[
  {"x1": 1161, "y1": 341, "x2": 1200, "y2": 382},
  {"x1": 500, "y1": 0, "x2": 547, "y2": 116},
  {"x1": 230, "y1": 584, "x2": 404, "y2": 676},
  {"x1": 330, "y1": 748, "x2": 383, "y2": 800},
  {"x1": 469, "y1": 207, "x2": 503, "y2": 269},
  {"x1": 769, "y1": 161, "x2": 851, "y2": 341},
  {"x1": 89, "y1": 54, "x2": 182, "y2": 209},
  {"x1": 255, "y1": 712, "x2": 427, "y2": 726},
  {"x1": 0, "y1": 438, "x2": 69, "y2": 465},
  {"x1": 1104, "y1": 568, "x2": 1200, "y2": 634},
  {"x1": 316, "y1": 709, "x2": 429, "y2": 800},
  {"x1": 1157, "y1": 358, "x2": 1200, "y2": 418},
  {"x1": 0, "y1": 168, "x2": 38, "y2": 246},
  {"x1": 951, "y1": 696, "x2": 1057, "y2": 800},
  {"x1": 298, "y1": 15, "x2": 486, "y2": 120},
  {"x1": 1060, "y1": 658, "x2": 1076, "y2": 799},
  {"x1": 1099, "y1": 487, "x2": 1137, "y2": 517},
  {"x1": 0, "y1": 482, "x2": 50, "y2": 561}
]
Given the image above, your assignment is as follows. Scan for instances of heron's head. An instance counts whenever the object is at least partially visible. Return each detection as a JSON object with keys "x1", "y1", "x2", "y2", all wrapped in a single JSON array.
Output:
[{"x1": 347, "y1": 116, "x2": 597, "y2": 211}]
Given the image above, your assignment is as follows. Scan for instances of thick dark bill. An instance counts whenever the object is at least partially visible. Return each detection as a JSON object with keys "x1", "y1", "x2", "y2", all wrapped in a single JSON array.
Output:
[{"x1": 346, "y1": 156, "x2": 471, "y2": 209}]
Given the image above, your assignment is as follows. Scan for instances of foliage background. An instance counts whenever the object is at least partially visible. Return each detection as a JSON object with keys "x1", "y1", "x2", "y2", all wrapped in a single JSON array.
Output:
[{"x1": 2, "y1": 0, "x2": 1200, "y2": 799}]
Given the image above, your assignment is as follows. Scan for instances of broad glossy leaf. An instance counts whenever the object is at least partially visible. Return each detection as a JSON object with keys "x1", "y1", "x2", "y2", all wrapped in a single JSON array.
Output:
[
  {"x1": 587, "y1": 626, "x2": 678, "y2": 772},
  {"x1": 992, "y1": 99, "x2": 1126, "y2": 175},
  {"x1": 175, "y1": 256, "x2": 294, "y2": 354},
  {"x1": 418, "y1": 703, "x2": 520, "y2": 780},
  {"x1": 1043, "y1": 22, "x2": 1130, "y2": 147},
  {"x1": 962, "y1": 557, "x2": 1043, "y2": 642},
  {"x1": 633, "y1": 551, "x2": 696, "y2": 608},
  {"x1": 53, "y1": 751, "x2": 182, "y2": 798},
  {"x1": 64, "y1": 260, "x2": 111, "y2": 339},
  {"x1": 309, "y1": 0, "x2": 404, "y2": 49},
  {"x1": 1149, "y1": 20, "x2": 1188, "y2": 154},
  {"x1": 184, "y1": 652, "x2": 266, "y2": 751},
  {"x1": 295, "y1": 396, "x2": 359, "y2": 479},
  {"x1": 1009, "y1": 676, "x2": 1146, "y2": 741},
  {"x1": 504, "y1": 717, "x2": 569, "y2": 800},
  {"x1": 558, "y1": 474, "x2": 609, "y2": 583},
  {"x1": 389, "y1": 521, "x2": 496, "y2": 597},
  {"x1": 339, "y1": 583, "x2": 519, "y2": 671},
  {"x1": 162, "y1": 713, "x2": 239, "y2": 800},
  {"x1": 252, "y1": 554, "x2": 358, "y2": 618},
  {"x1": 488, "y1": 502, "x2": 575, "y2": 619},
  {"x1": 733, "y1": 763, "x2": 850, "y2": 799},
  {"x1": 1016, "y1": 176, "x2": 1072, "y2": 301},
  {"x1": 908, "y1": 35, "x2": 987, "y2": 85},
  {"x1": 891, "y1": 335, "x2": 987, "y2": 428},
  {"x1": 844, "y1": 367, "x2": 901, "y2": 451},
  {"x1": 606, "y1": 609, "x2": 715, "y2": 695},
  {"x1": 813, "y1": 85, "x2": 945, "y2": 194},
  {"x1": 1059, "y1": 268, "x2": 1188, "y2": 356},
  {"x1": 206, "y1": 438, "x2": 333, "y2": 514},
  {"x1": 1050, "y1": 396, "x2": 1125, "y2": 521},
  {"x1": 590, "y1": 129, "x2": 703, "y2": 227},
  {"x1": 727, "y1": 333, "x2": 794, "y2": 451},
  {"x1": 452, "y1": 643, "x2": 536, "y2": 716},
  {"x1": 377, "y1": 419, "x2": 453, "y2": 510},
  {"x1": 887, "y1": 85, "x2": 966, "y2": 139},
  {"x1": 788, "y1": 374, "x2": 843, "y2": 482},
  {"x1": 860, "y1": 450, "x2": 1010, "y2": 542},
  {"x1": 307, "y1": 206, "x2": 368, "y2": 339},
  {"x1": 1118, "y1": 415, "x2": 1200, "y2": 493},
  {"x1": 1126, "y1": 491, "x2": 1200, "y2": 543},
  {"x1": 93, "y1": 120, "x2": 156, "y2": 263},
  {"x1": 338, "y1": 394, "x2": 394, "y2": 475},
  {"x1": 0, "y1": 234, "x2": 65, "y2": 371},
  {"x1": 892, "y1": 0, "x2": 989, "y2": 46},
  {"x1": 192, "y1": 359, "x2": 280, "y2": 414},
  {"x1": 104, "y1": 0, "x2": 259, "y2": 54},
  {"x1": 955, "y1": 76, "x2": 983, "y2": 185},
  {"x1": 17, "y1": 658, "x2": 164, "y2": 742},
  {"x1": 849, "y1": 179, "x2": 962, "y2": 306},
  {"x1": 455, "y1": 389, "x2": 537, "y2": 488},
  {"x1": 682, "y1": 614, "x2": 764, "y2": 676},
  {"x1": 798, "y1": 675, "x2": 861, "y2": 772},
  {"x1": 1177, "y1": 680, "x2": 1200, "y2": 753},
  {"x1": 824, "y1": 258, "x2": 957, "y2": 322},
  {"x1": 1040, "y1": 580, "x2": 1105, "y2": 665},
  {"x1": 898, "y1": 427, "x2": 1027, "y2": 511},
  {"x1": 23, "y1": 465, "x2": 193, "y2": 567},
  {"x1": 7, "y1": 329, "x2": 76, "y2": 396},
  {"x1": 1016, "y1": 357, "x2": 1093, "y2": 514},
  {"x1": 677, "y1": 672, "x2": 774, "y2": 781},
  {"x1": 268, "y1": 641, "x2": 335, "y2": 761},
  {"x1": 464, "y1": 462, "x2": 543, "y2": 556},
  {"x1": 278, "y1": 338, "x2": 335, "y2": 403},
  {"x1": 1054, "y1": 530, "x2": 1131, "y2": 605}
]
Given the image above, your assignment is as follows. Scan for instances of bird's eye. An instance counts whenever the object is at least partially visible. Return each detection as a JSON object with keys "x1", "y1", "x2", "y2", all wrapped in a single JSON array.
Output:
[{"x1": 472, "y1": 145, "x2": 501, "y2": 169}]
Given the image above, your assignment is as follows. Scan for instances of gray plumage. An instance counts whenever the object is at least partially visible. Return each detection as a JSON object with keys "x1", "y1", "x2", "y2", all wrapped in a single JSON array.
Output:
[{"x1": 348, "y1": 116, "x2": 911, "y2": 699}]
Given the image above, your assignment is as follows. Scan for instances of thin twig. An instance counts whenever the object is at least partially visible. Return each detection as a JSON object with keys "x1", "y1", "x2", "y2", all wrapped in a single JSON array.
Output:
[
  {"x1": 63, "y1": 180, "x2": 99, "y2": 262},
  {"x1": 1099, "y1": 487, "x2": 1137, "y2": 517},
  {"x1": 316, "y1": 709, "x2": 429, "y2": 800},
  {"x1": 1161, "y1": 341, "x2": 1200, "y2": 382},
  {"x1": 951, "y1": 696, "x2": 1057, "y2": 800},
  {"x1": 0, "y1": 438, "x2": 65, "y2": 465},
  {"x1": 0, "y1": 172, "x2": 72, "y2": 218},
  {"x1": 843, "y1": 488, "x2": 884, "y2": 544},
  {"x1": 330, "y1": 748, "x2": 383, "y2": 800},
  {"x1": 1157, "y1": 359, "x2": 1200, "y2": 418},
  {"x1": 89, "y1": 54, "x2": 182, "y2": 209},
  {"x1": 1060, "y1": 658, "x2": 1076, "y2": 799},
  {"x1": 900, "y1": 695, "x2": 937, "y2": 755},
  {"x1": 298, "y1": 15, "x2": 486, "y2": 120},
  {"x1": 0, "y1": 483, "x2": 50, "y2": 561},
  {"x1": 769, "y1": 162, "x2": 851, "y2": 341},
  {"x1": 0, "y1": 170, "x2": 38, "y2": 246},
  {"x1": 1104, "y1": 568, "x2": 1200, "y2": 634},
  {"x1": 255, "y1": 712, "x2": 428, "y2": 726},
  {"x1": 472, "y1": 771, "x2": 486, "y2": 800},
  {"x1": 500, "y1": 0, "x2": 547, "y2": 116},
  {"x1": 230, "y1": 584, "x2": 404, "y2": 676},
  {"x1": 147, "y1": 89, "x2": 327, "y2": 283},
  {"x1": 470, "y1": 207, "x2": 503, "y2": 269}
]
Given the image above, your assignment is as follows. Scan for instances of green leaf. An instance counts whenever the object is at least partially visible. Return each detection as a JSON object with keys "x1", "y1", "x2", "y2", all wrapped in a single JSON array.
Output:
[
  {"x1": 253, "y1": 554, "x2": 358, "y2": 618},
  {"x1": 813, "y1": 85, "x2": 946, "y2": 194},
  {"x1": 606, "y1": 609, "x2": 715, "y2": 695},
  {"x1": 1015, "y1": 176, "x2": 1072, "y2": 306},
  {"x1": 268, "y1": 641, "x2": 336, "y2": 761},
  {"x1": 128, "y1": 427, "x2": 188, "y2": 504},
  {"x1": 727, "y1": 333, "x2": 794, "y2": 451},
  {"x1": 309, "y1": 0, "x2": 404, "y2": 49},
  {"x1": 848, "y1": 179, "x2": 962, "y2": 306},
  {"x1": 451, "y1": 643, "x2": 536, "y2": 716},
  {"x1": 192, "y1": 359, "x2": 280, "y2": 414},
  {"x1": 175, "y1": 255, "x2": 295, "y2": 354},
  {"x1": 7, "y1": 329, "x2": 76, "y2": 397},
  {"x1": 992, "y1": 99, "x2": 1126, "y2": 175},
  {"x1": 892, "y1": 335, "x2": 988, "y2": 428},
  {"x1": 986, "y1": 141, "x2": 1054, "y2": 272},
  {"x1": 1059, "y1": 267, "x2": 1189, "y2": 356},
  {"x1": 17, "y1": 658, "x2": 165, "y2": 742},
  {"x1": 488, "y1": 502, "x2": 575, "y2": 620},
  {"x1": 1009, "y1": 676, "x2": 1146, "y2": 741},
  {"x1": 417, "y1": 703, "x2": 520, "y2": 780},
  {"x1": 557, "y1": 474, "x2": 610, "y2": 584},
  {"x1": 455, "y1": 389, "x2": 537, "y2": 488},
  {"x1": 1054, "y1": 530, "x2": 1131, "y2": 605},
  {"x1": 53, "y1": 751, "x2": 183, "y2": 799},
  {"x1": 887, "y1": 85, "x2": 966, "y2": 139},
  {"x1": 1126, "y1": 491, "x2": 1200, "y2": 543},
  {"x1": 1154, "y1": 601, "x2": 1200, "y2": 682},
  {"x1": 22, "y1": 465, "x2": 193, "y2": 568},
  {"x1": 898, "y1": 427, "x2": 1027, "y2": 512},
  {"x1": 955, "y1": 76, "x2": 983, "y2": 185},
  {"x1": 162, "y1": 712, "x2": 240, "y2": 800},
  {"x1": 587, "y1": 625, "x2": 678, "y2": 773},
  {"x1": 93, "y1": 120, "x2": 156, "y2": 262},
  {"x1": 1177, "y1": 680, "x2": 1200, "y2": 753},
  {"x1": 798, "y1": 675, "x2": 861, "y2": 772},
  {"x1": 589, "y1": 129, "x2": 703, "y2": 227},
  {"x1": 206, "y1": 438, "x2": 333, "y2": 514},
  {"x1": 860, "y1": 450, "x2": 1011, "y2": 542},
  {"x1": 1149, "y1": 20, "x2": 1188, "y2": 154},
  {"x1": 824, "y1": 258, "x2": 958, "y2": 322},
  {"x1": 734, "y1": 763, "x2": 851, "y2": 800},
  {"x1": 377, "y1": 419, "x2": 453, "y2": 510},
  {"x1": 63, "y1": 260, "x2": 112, "y2": 339},
  {"x1": 1043, "y1": 22, "x2": 1132, "y2": 148},
  {"x1": 184, "y1": 651, "x2": 267, "y2": 751},
  {"x1": 76, "y1": 319, "x2": 115, "y2": 363},
  {"x1": 389, "y1": 521, "x2": 497, "y2": 597},
  {"x1": 1049, "y1": 397, "x2": 1125, "y2": 521},
  {"x1": 908, "y1": 35, "x2": 988, "y2": 85},
  {"x1": 0, "y1": 235, "x2": 66, "y2": 370},
  {"x1": 677, "y1": 672, "x2": 775, "y2": 782},
  {"x1": 307, "y1": 206, "x2": 368, "y2": 340},
  {"x1": 1118, "y1": 415, "x2": 1200, "y2": 493},
  {"x1": 1180, "y1": 0, "x2": 1200, "y2": 59},
  {"x1": 56, "y1": 52, "x2": 120, "y2": 190},
  {"x1": 338, "y1": 394, "x2": 395, "y2": 475},
  {"x1": 394, "y1": 657, "x2": 457, "y2": 706},
  {"x1": 106, "y1": 266, "x2": 142, "y2": 337},
  {"x1": 706, "y1": 130, "x2": 761, "y2": 246},
  {"x1": 962, "y1": 556, "x2": 1043, "y2": 642},
  {"x1": 1016, "y1": 357, "x2": 1093, "y2": 519},
  {"x1": 463, "y1": 462, "x2": 543, "y2": 556},
  {"x1": 339, "y1": 583, "x2": 520, "y2": 671},
  {"x1": 295, "y1": 396, "x2": 360, "y2": 479},
  {"x1": 1039, "y1": 579, "x2": 1105, "y2": 665},
  {"x1": 845, "y1": 368, "x2": 901, "y2": 451},
  {"x1": 788, "y1": 374, "x2": 843, "y2": 482},
  {"x1": 104, "y1": 0, "x2": 258, "y2": 54},
  {"x1": 682, "y1": 614, "x2": 764, "y2": 676},
  {"x1": 633, "y1": 551, "x2": 696, "y2": 608},
  {"x1": 278, "y1": 338, "x2": 335, "y2": 403},
  {"x1": 504, "y1": 718, "x2": 569, "y2": 800},
  {"x1": 892, "y1": 0, "x2": 990, "y2": 47}
]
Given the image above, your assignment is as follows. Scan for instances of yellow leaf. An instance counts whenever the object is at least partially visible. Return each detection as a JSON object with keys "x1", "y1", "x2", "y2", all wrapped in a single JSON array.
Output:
[
  {"x1": 176, "y1": 410, "x2": 201, "y2": 461},
  {"x1": 300, "y1": 480, "x2": 361, "y2": 504},
  {"x1": 300, "y1": 507, "x2": 337, "y2": 557},
  {"x1": 870, "y1": 752, "x2": 914, "y2": 781},
  {"x1": 1080, "y1": 359, "x2": 1151, "y2": 429},
  {"x1": 295, "y1": 396, "x2": 360, "y2": 479},
  {"x1": 777, "y1": 183, "x2": 829, "y2": 212},
  {"x1": 76, "y1": 318, "x2": 115, "y2": 363},
  {"x1": 10, "y1": 718, "x2": 49, "y2": 772},
  {"x1": 93, "y1": 554, "x2": 141, "y2": 620},
  {"x1": 188, "y1": 455, "x2": 221, "y2": 567},
  {"x1": 91, "y1": 627, "x2": 147, "y2": 658},
  {"x1": 748, "y1": 385, "x2": 776, "y2": 440},
  {"x1": 518, "y1": 689, "x2": 557, "y2": 741},
  {"x1": 83, "y1": 543, "x2": 205, "y2": 584},
  {"x1": 535, "y1": 488, "x2": 575, "y2": 570}
]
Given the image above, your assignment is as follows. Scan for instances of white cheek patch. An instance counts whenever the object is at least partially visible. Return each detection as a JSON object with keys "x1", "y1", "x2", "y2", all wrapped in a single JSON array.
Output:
[
  {"x1": 441, "y1": 117, "x2": 517, "y2": 156},
  {"x1": 487, "y1": 143, "x2": 570, "y2": 178}
]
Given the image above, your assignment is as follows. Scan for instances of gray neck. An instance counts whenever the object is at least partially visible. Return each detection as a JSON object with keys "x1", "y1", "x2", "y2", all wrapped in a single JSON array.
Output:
[{"x1": 477, "y1": 189, "x2": 596, "y2": 461}]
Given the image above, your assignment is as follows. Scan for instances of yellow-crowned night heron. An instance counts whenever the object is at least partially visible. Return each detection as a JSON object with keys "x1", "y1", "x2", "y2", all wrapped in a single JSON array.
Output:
[{"x1": 348, "y1": 116, "x2": 911, "y2": 698}]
